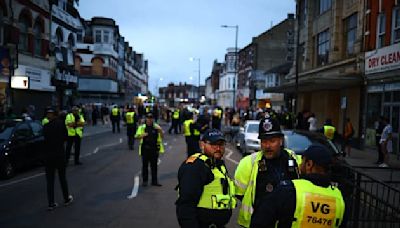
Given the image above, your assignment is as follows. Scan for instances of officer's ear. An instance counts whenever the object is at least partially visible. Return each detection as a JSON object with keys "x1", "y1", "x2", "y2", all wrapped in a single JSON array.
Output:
[
  {"x1": 199, "y1": 141, "x2": 205, "y2": 151},
  {"x1": 305, "y1": 159, "x2": 314, "y2": 173}
]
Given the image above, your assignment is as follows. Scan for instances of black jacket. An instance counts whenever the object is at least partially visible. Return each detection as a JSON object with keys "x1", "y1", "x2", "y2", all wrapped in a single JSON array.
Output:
[
  {"x1": 43, "y1": 117, "x2": 68, "y2": 165},
  {"x1": 176, "y1": 157, "x2": 232, "y2": 228},
  {"x1": 251, "y1": 174, "x2": 346, "y2": 228}
]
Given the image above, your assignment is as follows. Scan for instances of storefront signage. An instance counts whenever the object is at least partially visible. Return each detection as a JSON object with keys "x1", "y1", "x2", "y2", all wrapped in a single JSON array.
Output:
[
  {"x1": 13, "y1": 65, "x2": 55, "y2": 91},
  {"x1": 11, "y1": 76, "x2": 29, "y2": 89},
  {"x1": 365, "y1": 43, "x2": 400, "y2": 74}
]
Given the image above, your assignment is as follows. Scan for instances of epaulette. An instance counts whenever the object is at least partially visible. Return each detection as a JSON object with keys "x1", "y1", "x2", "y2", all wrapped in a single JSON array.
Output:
[{"x1": 185, "y1": 155, "x2": 198, "y2": 164}]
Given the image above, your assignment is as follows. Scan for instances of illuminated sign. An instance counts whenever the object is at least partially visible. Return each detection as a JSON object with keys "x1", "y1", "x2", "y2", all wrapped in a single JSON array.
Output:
[{"x1": 11, "y1": 76, "x2": 29, "y2": 89}]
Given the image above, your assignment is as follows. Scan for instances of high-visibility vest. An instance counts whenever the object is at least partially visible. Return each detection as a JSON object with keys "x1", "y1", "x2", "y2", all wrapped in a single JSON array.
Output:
[
  {"x1": 135, "y1": 123, "x2": 165, "y2": 156},
  {"x1": 112, "y1": 107, "x2": 119, "y2": 116},
  {"x1": 42, "y1": 117, "x2": 49, "y2": 126},
  {"x1": 291, "y1": 179, "x2": 345, "y2": 228},
  {"x1": 146, "y1": 106, "x2": 150, "y2": 113},
  {"x1": 324, "y1": 126, "x2": 336, "y2": 140},
  {"x1": 125, "y1": 112, "x2": 135, "y2": 124},
  {"x1": 234, "y1": 149, "x2": 300, "y2": 228},
  {"x1": 173, "y1": 110, "x2": 180, "y2": 119},
  {"x1": 214, "y1": 109, "x2": 222, "y2": 119},
  {"x1": 181, "y1": 153, "x2": 236, "y2": 210},
  {"x1": 183, "y1": 119, "x2": 200, "y2": 137},
  {"x1": 65, "y1": 113, "x2": 85, "y2": 138}
]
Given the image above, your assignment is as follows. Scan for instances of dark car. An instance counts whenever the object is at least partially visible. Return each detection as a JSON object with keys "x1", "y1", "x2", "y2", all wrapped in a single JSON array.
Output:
[{"x1": 0, "y1": 119, "x2": 45, "y2": 179}]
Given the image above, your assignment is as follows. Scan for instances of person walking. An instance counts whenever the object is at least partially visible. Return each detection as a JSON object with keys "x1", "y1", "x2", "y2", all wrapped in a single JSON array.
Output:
[
  {"x1": 111, "y1": 105, "x2": 121, "y2": 133},
  {"x1": 125, "y1": 107, "x2": 137, "y2": 150},
  {"x1": 234, "y1": 116, "x2": 300, "y2": 227},
  {"x1": 168, "y1": 108, "x2": 180, "y2": 134},
  {"x1": 250, "y1": 144, "x2": 345, "y2": 228},
  {"x1": 135, "y1": 113, "x2": 165, "y2": 186},
  {"x1": 65, "y1": 106, "x2": 85, "y2": 165},
  {"x1": 183, "y1": 112, "x2": 201, "y2": 157},
  {"x1": 379, "y1": 117, "x2": 392, "y2": 168},
  {"x1": 176, "y1": 129, "x2": 236, "y2": 228},
  {"x1": 43, "y1": 109, "x2": 73, "y2": 210},
  {"x1": 343, "y1": 118, "x2": 354, "y2": 157},
  {"x1": 308, "y1": 113, "x2": 317, "y2": 132},
  {"x1": 211, "y1": 107, "x2": 223, "y2": 130}
]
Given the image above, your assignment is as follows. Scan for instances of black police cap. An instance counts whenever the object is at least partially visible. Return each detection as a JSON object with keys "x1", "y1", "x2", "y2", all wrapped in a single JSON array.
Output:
[
  {"x1": 201, "y1": 129, "x2": 226, "y2": 143},
  {"x1": 258, "y1": 115, "x2": 283, "y2": 139}
]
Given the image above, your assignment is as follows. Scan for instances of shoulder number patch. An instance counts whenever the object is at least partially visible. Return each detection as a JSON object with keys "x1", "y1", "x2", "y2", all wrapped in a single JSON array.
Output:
[{"x1": 185, "y1": 156, "x2": 198, "y2": 164}]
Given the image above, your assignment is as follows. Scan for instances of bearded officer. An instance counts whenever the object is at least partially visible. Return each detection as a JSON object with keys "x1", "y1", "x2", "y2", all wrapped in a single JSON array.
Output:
[
  {"x1": 176, "y1": 129, "x2": 236, "y2": 228},
  {"x1": 250, "y1": 144, "x2": 345, "y2": 228},
  {"x1": 234, "y1": 115, "x2": 300, "y2": 227}
]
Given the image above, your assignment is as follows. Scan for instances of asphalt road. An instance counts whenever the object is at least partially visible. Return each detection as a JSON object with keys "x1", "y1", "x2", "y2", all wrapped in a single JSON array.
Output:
[{"x1": 0, "y1": 124, "x2": 244, "y2": 228}]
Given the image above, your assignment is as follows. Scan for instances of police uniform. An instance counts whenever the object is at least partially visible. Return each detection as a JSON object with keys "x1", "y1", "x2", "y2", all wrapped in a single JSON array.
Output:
[
  {"x1": 251, "y1": 145, "x2": 345, "y2": 228},
  {"x1": 65, "y1": 109, "x2": 85, "y2": 165},
  {"x1": 183, "y1": 113, "x2": 201, "y2": 157},
  {"x1": 125, "y1": 109, "x2": 137, "y2": 150},
  {"x1": 169, "y1": 109, "x2": 180, "y2": 134},
  {"x1": 111, "y1": 106, "x2": 121, "y2": 133},
  {"x1": 234, "y1": 116, "x2": 300, "y2": 228},
  {"x1": 176, "y1": 129, "x2": 236, "y2": 228}
]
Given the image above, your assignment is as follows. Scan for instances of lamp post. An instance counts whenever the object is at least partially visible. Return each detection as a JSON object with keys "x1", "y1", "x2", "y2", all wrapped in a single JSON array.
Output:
[
  {"x1": 189, "y1": 57, "x2": 201, "y2": 102},
  {"x1": 221, "y1": 25, "x2": 239, "y2": 109}
]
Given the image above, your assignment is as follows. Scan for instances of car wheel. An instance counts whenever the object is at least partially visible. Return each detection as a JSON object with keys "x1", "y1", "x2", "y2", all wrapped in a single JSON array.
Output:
[{"x1": 1, "y1": 159, "x2": 15, "y2": 179}]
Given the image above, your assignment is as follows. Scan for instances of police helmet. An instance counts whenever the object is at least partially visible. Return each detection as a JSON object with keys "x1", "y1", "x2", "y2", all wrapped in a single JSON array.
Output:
[{"x1": 258, "y1": 115, "x2": 283, "y2": 139}]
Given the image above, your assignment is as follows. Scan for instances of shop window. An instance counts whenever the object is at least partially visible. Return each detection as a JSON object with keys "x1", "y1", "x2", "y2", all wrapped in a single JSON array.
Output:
[
  {"x1": 377, "y1": 13, "x2": 386, "y2": 48},
  {"x1": 392, "y1": 106, "x2": 399, "y2": 134},
  {"x1": 317, "y1": 29, "x2": 330, "y2": 66},
  {"x1": 345, "y1": 13, "x2": 357, "y2": 56},
  {"x1": 366, "y1": 93, "x2": 382, "y2": 128},
  {"x1": 392, "y1": 7, "x2": 400, "y2": 44},
  {"x1": 18, "y1": 14, "x2": 30, "y2": 52},
  {"x1": 33, "y1": 21, "x2": 42, "y2": 56}
]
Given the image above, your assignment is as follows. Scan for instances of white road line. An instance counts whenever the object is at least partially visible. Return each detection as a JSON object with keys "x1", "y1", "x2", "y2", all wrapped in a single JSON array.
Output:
[
  {"x1": 225, "y1": 149, "x2": 239, "y2": 165},
  {"x1": 0, "y1": 172, "x2": 45, "y2": 188},
  {"x1": 127, "y1": 175, "x2": 140, "y2": 199},
  {"x1": 93, "y1": 147, "x2": 99, "y2": 154}
]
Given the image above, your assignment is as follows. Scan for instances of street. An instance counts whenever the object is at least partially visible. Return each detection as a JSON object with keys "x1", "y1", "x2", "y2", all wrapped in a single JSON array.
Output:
[{"x1": 0, "y1": 123, "x2": 243, "y2": 228}]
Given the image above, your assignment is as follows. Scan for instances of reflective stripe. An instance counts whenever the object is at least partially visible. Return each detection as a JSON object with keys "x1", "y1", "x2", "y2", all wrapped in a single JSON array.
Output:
[
  {"x1": 241, "y1": 204, "x2": 254, "y2": 214},
  {"x1": 251, "y1": 152, "x2": 258, "y2": 165},
  {"x1": 235, "y1": 179, "x2": 247, "y2": 190}
]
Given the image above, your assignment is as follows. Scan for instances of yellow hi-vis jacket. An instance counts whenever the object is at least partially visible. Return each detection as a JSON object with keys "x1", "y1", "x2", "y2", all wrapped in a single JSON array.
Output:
[
  {"x1": 125, "y1": 111, "x2": 135, "y2": 124},
  {"x1": 112, "y1": 107, "x2": 119, "y2": 116},
  {"x1": 291, "y1": 179, "x2": 345, "y2": 228},
  {"x1": 323, "y1": 126, "x2": 336, "y2": 140},
  {"x1": 173, "y1": 110, "x2": 180, "y2": 119},
  {"x1": 234, "y1": 149, "x2": 300, "y2": 228},
  {"x1": 135, "y1": 123, "x2": 165, "y2": 156},
  {"x1": 183, "y1": 119, "x2": 200, "y2": 137},
  {"x1": 42, "y1": 117, "x2": 49, "y2": 126},
  {"x1": 65, "y1": 113, "x2": 85, "y2": 137},
  {"x1": 214, "y1": 109, "x2": 222, "y2": 119}
]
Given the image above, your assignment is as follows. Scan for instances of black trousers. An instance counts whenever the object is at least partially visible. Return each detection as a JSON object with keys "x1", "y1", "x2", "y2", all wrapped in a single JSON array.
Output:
[
  {"x1": 112, "y1": 120, "x2": 120, "y2": 133},
  {"x1": 141, "y1": 149, "x2": 159, "y2": 184},
  {"x1": 127, "y1": 124, "x2": 136, "y2": 149},
  {"x1": 45, "y1": 160, "x2": 69, "y2": 205},
  {"x1": 66, "y1": 136, "x2": 81, "y2": 164},
  {"x1": 376, "y1": 136, "x2": 383, "y2": 163},
  {"x1": 169, "y1": 119, "x2": 179, "y2": 134}
]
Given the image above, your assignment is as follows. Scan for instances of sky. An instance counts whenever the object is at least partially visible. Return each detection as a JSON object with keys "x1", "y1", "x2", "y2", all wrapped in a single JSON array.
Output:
[{"x1": 78, "y1": 0, "x2": 295, "y2": 95}]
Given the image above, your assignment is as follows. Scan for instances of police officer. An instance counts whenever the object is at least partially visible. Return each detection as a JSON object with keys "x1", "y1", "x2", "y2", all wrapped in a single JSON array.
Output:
[
  {"x1": 183, "y1": 112, "x2": 201, "y2": 157},
  {"x1": 211, "y1": 107, "x2": 223, "y2": 130},
  {"x1": 321, "y1": 119, "x2": 337, "y2": 142},
  {"x1": 111, "y1": 105, "x2": 121, "y2": 133},
  {"x1": 65, "y1": 106, "x2": 85, "y2": 165},
  {"x1": 251, "y1": 144, "x2": 345, "y2": 228},
  {"x1": 176, "y1": 129, "x2": 236, "y2": 228},
  {"x1": 234, "y1": 115, "x2": 300, "y2": 227},
  {"x1": 168, "y1": 108, "x2": 180, "y2": 134},
  {"x1": 135, "y1": 113, "x2": 164, "y2": 186},
  {"x1": 125, "y1": 107, "x2": 137, "y2": 150}
]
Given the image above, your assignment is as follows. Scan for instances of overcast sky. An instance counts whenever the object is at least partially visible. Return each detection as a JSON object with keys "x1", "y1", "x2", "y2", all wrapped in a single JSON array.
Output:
[{"x1": 79, "y1": 0, "x2": 294, "y2": 94}]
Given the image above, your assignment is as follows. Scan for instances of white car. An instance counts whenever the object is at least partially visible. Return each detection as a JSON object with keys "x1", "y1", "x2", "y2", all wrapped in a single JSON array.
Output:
[{"x1": 236, "y1": 120, "x2": 261, "y2": 154}]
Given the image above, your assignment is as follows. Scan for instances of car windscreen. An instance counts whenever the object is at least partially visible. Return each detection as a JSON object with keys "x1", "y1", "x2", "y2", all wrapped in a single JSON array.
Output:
[
  {"x1": 246, "y1": 123, "x2": 259, "y2": 133},
  {"x1": 0, "y1": 124, "x2": 14, "y2": 142},
  {"x1": 284, "y1": 132, "x2": 339, "y2": 155}
]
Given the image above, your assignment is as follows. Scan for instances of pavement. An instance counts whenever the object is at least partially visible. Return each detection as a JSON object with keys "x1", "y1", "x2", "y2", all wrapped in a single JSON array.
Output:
[{"x1": 343, "y1": 146, "x2": 400, "y2": 169}]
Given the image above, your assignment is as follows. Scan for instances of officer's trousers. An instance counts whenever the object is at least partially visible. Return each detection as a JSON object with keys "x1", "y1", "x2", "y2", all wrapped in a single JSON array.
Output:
[
  {"x1": 66, "y1": 136, "x2": 81, "y2": 164},
  {"x1": 141, "y1": 149, "x2": 159, "y2": 184},
  {"x1": 112, "y1": 119, "x2": 120, "y2": 133},
  {"x1": 126, "y1": 124, "x2": 136, "y2": 150},
  {"x1": 169, "y1": 119, "x2": 179, "y2": 134}
]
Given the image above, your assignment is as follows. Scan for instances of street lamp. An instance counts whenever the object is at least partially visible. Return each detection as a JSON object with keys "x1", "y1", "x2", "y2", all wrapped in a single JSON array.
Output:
[
  {"x1": 189, "y1": 57, "x2": 201, "y2": 101},
  {"x1": 221, "y1": 25, "x2": 239, "y2": 109}
]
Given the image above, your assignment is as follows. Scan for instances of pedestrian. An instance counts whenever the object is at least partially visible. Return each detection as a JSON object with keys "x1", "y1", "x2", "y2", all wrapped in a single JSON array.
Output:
[
  {"x1": 308, "y1": 113, "x2": 317, "y2": 132},
  {"x1": 168, "y1": 108, "x2": 180, "y2": 134},
  {"x1": 234, "y1": 116, "x2": 300, "y2": 227},
  {"x1": 111, "y1": 105, "x2": 121, "y2": 133},
  {"x1": 183, "y1": 112, "x2": 201, "y2": 157},
  {"x1": 125, "y1": 106, "x2": 137, "y2": 150},
  {"x1": 135, "y1": 113, "x2": 164, "y2": 186},
  {"x1": 176, "y1": 129, "x2": 236, "y2": 228},
  {"x1": 250, "y1": 144, "x2": 345, "y2": 228},
  {"x1": 379, "y1": 117, "x2": 392, "y2": 168},
  {"x1": 65, "y1": 106, "x2": 85, "y2": 165},
  {"x1": 375, "y1": 116, "x2": 385, "y2": 164},
  {"x1": 196, "y1": 106, "x2": 211, "y2": 134},
  {"x1": 211, "y1": 107, "x2": 222, "y2": 130},
  {"x1": 343, "y1": 118, "x2": 354, "y2": 157},
  {"x1": 43, "y1": 109, "x2": 73, "y2": 211}
]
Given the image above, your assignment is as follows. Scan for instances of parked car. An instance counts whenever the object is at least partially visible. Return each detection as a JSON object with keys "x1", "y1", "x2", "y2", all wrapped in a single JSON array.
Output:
[
  {"x1": 235, "y1": 120, "x2": 342, "y2": 157},
  {"x1": 0, "y1": 119, "x2": 45, "y2": 179}
]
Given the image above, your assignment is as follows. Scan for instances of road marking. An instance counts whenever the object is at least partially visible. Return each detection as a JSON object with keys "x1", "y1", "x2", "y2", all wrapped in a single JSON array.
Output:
[
  {"x1": 127, "y1": 174, "x2": 140, "y2": 199},
  {"x1": 0, "y1": 172, "x2": 45, "y2": 188},
  {"x1": 225, "y1": 149, "x2": 239, "y2": 165},
  {"x1": 93, "y1": 147, "x2": 99, "y2": 154}
]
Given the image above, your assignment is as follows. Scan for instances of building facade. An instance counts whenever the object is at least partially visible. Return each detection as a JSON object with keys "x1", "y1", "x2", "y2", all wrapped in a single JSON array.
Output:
[
  {"x1": 159, "y1": 82, "x2": 203, "y2": 107},
  {"x1": 217, "y1": 48, "x2": 237, "y2": 109},
  {"x1": 363, "y1": 0, "x2": 399, "y2": 154}
]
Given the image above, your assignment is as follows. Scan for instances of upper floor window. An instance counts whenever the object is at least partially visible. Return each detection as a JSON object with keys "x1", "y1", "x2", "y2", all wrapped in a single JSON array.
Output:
[
  {"x1": 95, "y1": 30, "x2": 102, "y2": 43},
  {"x1": 345, "y1": 13, "x2": 357, "y2": 56},
  {"x1": 59, "y1": 0, "x2": 67, "y2": 10},
  {"x1": 18, "y1": 15, "x2": 30, "y2": 52},
  {"x1": 103, "y1": 31, "x2": 110, "y2": 43},
  {"x1": 392, "y1": 7, "x2": 400, "y2": 44},
  {"x1": 76, "y1": 29, "x2": 83, "y2": 42},
  {"x1": 319, "y1": 0, "x2": 332, "y2": 14},
  {"x1": 317, "y1": 29, "x2": 330, "y2": 66},
  {"x1": 33, "y1": 21, "x2": 42, "y2": 56},
  {"x1": 377, "y1": 13, "x2": 386, "y2": 48}
]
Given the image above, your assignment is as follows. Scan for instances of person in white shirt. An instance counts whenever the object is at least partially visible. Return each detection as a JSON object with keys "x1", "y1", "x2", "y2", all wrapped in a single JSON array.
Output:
[
  {"x1": 308, "y1": 113, "x2": 317, "y2": 132},
  {"x1": 379, "y1": 117, "x2": 392, "y2": 168}
]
